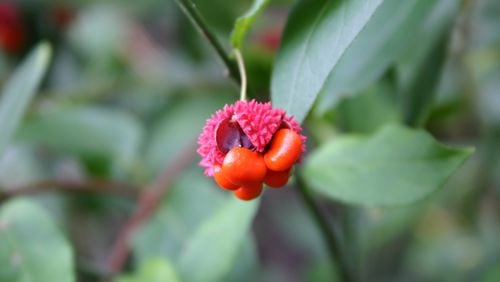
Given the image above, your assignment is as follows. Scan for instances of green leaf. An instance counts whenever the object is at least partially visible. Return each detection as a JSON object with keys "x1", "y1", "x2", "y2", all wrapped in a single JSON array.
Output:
[
  {"x1": 0, "y1": 43, "x2": 51, "y2": 155},
  {"x1": 178, "y1": 198, "x2": 259, "y2": 281},
  {"x1": 0, "y1": 198, "x2": 75, "y2": 282},
  {"x1": 303, "y1": 124, "x2": 474, "y2": 206},
  {"x1": 317, "y1": 0, "x2": 444, "y2": 113},
  {"x1": 397, "y1": 0, "x2": 459, "y2": 127},
  {"x1": 16, "y1": 106, "x2": 143, "y2": 178},
  {"x1": 230, "y1": 0, "x2": 270, "y2": 48},
  {"x1": 115, "y1": 257, "x2": 180, "y2": 282},
  {"x1": 396, "y1": 0, "x2": 459, "y2": 88},
  {"x1": 271, "y1": 0, "x2": 384, "y2": 123},
  {"x1": 400, "y1": 25, "x2": 451, "y2": 127}
]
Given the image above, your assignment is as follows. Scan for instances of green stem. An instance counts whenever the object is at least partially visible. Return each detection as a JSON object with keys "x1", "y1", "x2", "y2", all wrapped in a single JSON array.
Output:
[
  {"x1": 174, "y1": 0, "x2": 241, "y2": 85},
  {"x1": 296, "y1": 172, "x2": 352, "y2": 282},
  {"x1": 233, "y1": 49, "x2": 247, "y2": 100}
]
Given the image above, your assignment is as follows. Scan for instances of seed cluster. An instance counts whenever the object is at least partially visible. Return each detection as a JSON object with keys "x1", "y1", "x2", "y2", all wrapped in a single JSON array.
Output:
[
  {"x1": 216, "y1": 129, "x2": 302, "y2": 200},
  {"x1": 197, "y1": 100, "x2": 305, "y2": 201}
]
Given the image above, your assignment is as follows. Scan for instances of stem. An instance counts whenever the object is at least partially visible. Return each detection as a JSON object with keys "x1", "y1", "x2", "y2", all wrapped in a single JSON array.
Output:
[
  {"x1": 233, "y1": 49, "x2": 247, "y2": 101},
  {"x1": 174, "y1": 0, "x2": 240, "y2": 84},
  {"x1": 296, "y1": 172, "x2": 351, "y2": 282}
]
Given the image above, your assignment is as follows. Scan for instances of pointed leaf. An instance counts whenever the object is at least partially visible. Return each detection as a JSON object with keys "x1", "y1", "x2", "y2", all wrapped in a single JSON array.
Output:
[
  {"x1": 0, "y1": 43, "x2": 51, "y2": 155},
  {"x1": 317, "y1": 0, "x2": 448, "y2": 112},
  {"x1": 303, "y1": 124, "x2": 474, "y2": 206},
  {"x1": 398, "y1": 0, "x2": 459, "y2": 126},
  {"x1": 271, "y1": 0, "x2": 383, "y2": 122},
  {"x1": 400, "y1": 26, "x2": 451, "y2": 127}
]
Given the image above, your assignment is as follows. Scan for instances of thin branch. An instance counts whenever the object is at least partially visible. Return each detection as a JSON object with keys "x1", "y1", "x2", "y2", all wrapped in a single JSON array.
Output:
[
  {"x1": 106, "y1": 143, "x2": 197, "y2": 274},
  {"x1": 0, "y1": 179, "x2": 138, "y2": 202},
  {"x1": 174, "y1": 0, "x2": 241, "y2": 85},
  {"x1": 295, "y1": 172, "x2": 352, "y2": 282},
  {"x1": 233, "y1": 49, "x2": 247, "y2": 101}
]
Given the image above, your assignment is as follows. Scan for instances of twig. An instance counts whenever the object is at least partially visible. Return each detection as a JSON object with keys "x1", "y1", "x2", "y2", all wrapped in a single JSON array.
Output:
[
  {"x1": 0, "y1": 179, "x2": 137, "y2": 202},
  {"x1": 295, "y1": 172, "x2": 352, "y2": 282},
  {"x1": 173, "y1": 0, "x2": 241, "y2": 84},
  {"x1": 106, "y1": 143, "x2": 197, "y2": 274},
  {"x1": 233, "y1": 49, "x2": 247, "y2": 101}
]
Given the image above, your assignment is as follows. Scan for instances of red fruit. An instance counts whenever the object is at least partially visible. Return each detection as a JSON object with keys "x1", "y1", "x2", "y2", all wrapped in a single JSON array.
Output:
[
  {"x1": 234, "y1": 182, "x2": 263, "y2": 201},
  {"x1": 222, "y1": 147, "x2": 266, "y2": 186},
  {"x1": 264, "y1": 168, "x2": 291, "y2": 188},
  {"x1": 264, "y1": 129, "x2": 302, "y2": 171},
  {"x1": 213, "y1": 165, "x2": 239, "y2": 190}
]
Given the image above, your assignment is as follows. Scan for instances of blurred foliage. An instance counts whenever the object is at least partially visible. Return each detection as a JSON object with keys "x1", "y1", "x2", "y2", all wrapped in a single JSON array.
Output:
[
  {"x1": 0, "y1": 198, "x2": 75, "y2": 282},
  {"x1": 116, "y1": 257, "x2": 181, "y2": 282},
  {"x1": 0, "y1": 0, "x2": 498, "y2": 281}
]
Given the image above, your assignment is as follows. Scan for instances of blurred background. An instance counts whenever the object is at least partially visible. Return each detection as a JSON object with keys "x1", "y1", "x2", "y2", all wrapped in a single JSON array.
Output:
[{"x1": 0, "y1": 0, "x2": 499, "y2": 281}]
